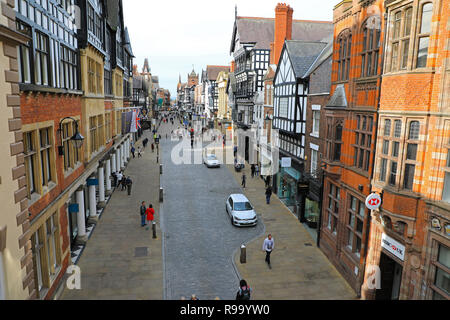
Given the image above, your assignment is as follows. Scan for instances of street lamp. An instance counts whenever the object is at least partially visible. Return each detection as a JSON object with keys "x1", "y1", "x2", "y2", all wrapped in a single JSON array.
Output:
[{"x1": 58, "y1": 117, "x2": 84, "y2": 156}]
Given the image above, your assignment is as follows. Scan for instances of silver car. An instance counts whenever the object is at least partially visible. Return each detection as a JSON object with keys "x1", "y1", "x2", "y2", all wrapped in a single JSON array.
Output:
[
  {"x1": 226, "y1": 194, "x2": 257, "y2": 227},
  {"x1": 204, "y1": 154, "x2": 220, "y2": 168}
]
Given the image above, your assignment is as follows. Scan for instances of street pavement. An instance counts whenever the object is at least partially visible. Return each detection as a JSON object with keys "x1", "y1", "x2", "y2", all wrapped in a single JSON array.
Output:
[
  {"x1": 60, "y1": 130, "x2": 163, "y2": 300},
  {"x1": 59, "y1": 113, "x2": 356, "y2": 300},
  {"x1": 227, "y1": 162, "x2": 356, "y2": 300},
  {"x1": 159, "y1": 120, "x2": 264, "y2": 300}
]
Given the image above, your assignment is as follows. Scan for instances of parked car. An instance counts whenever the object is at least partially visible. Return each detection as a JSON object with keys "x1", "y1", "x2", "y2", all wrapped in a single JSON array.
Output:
[
  {"x1": 204, "y1": 154, "x2": 220, "y2": 168},
  {"x1": 226, "y1": 194, "x2": 257, "y2": 227}
]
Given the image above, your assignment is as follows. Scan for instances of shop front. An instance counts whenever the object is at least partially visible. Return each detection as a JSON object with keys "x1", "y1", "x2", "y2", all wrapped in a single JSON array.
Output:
[{"x1": 276, "y1": 158, "x2": 302, "y2": 212}]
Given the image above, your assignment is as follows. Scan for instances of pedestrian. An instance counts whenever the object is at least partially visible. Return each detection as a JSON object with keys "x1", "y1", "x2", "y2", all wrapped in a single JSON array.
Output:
[
  {"x1": 190, "y1": 294, "x2": 199, "y2": 300},
  {"x1": 255, "y1": 164, "x2": 259, "y2": 177},
  {"x1": 116, "y1": 171, "x2": 123, "y2": 188},
  {"x1": 151, "y1": 143, "x2": 155, "y2": 153},
  {"x1": 131, "y1": 146, "x2": 135, "y2": 158},
  {"x1": 235, "y1": 279, "x2": 252, "y2": 300},
  {"x1": 251, "y1": 164, "x2": 256, "y2": 178},
  {"x1": 241, "y1": 173, "x2": 246, "y2": 189},
  {"x1": 112, "y1": 171, "x2": 117, "y2": 187},
  {"x1": 265, "y1": 186, "x2": 272, "y2": 204},
  {"x1": 140, "y1": 201, "x2": 147, "y2": 227},
  {"x1": 143, "y1": 138, "x2": 148, "y2": 148},
  {"x1": 138, "y1": 147, "x2": 142, "y2": 158},
  {"x1": 265, "y1": 175, "x2": 271, "y2": 188},
  {"x1": 234, "y1": 146, "x2": 237, "y2": 158},
  {"x1": 126, "y1": 176, "x2": 133, "y2": 195},
  {"x1": 145, "y1": 204, "x2": 155, "y2": 230},
  {"x1": 262, "y1": 234, "x2": 274, "y2": 269}
]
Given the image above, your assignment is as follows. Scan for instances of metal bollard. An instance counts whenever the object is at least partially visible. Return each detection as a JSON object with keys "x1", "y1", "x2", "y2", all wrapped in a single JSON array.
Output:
[
  {"x1": 160, "y1": 164, "x2": 163, "y2": 174},
  {"x1": 240, "y1": 244, "x2": 246, "y2": 264},
  {"x1": 159, "y1": 188, "x2": 164, "y2": 202},
  {"x1": 152, "y1": 221, "x2": 157, "y2": 239}
]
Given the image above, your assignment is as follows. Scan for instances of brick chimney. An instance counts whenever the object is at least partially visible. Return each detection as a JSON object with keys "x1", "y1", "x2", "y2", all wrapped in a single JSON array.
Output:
[
  {"x1": 273, "y1": 3, "x2": 293, "y2": 65},
  {"x1": 230, "y1": 61, "x2": 236, "y2": 72}
]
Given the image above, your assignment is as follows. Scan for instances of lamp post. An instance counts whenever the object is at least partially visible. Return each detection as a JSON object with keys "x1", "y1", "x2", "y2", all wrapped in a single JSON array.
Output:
[{"x1": 58, "y1": 117, "x2": 84, "y2": 156}]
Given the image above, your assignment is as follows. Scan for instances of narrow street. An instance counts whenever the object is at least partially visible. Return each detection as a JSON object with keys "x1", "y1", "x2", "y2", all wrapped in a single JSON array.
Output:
[{"x1": 158, "y1": 121, "x2": 264, "y2": 300}]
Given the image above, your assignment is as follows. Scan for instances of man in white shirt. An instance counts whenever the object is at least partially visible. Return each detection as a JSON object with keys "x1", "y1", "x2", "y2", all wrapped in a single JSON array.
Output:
[
  {"x1": 262, "y1": 234, "x2": 274, "y2": 269},
  {"x1": 116, "y1": 171, "x2": 123, "y2": 188}
]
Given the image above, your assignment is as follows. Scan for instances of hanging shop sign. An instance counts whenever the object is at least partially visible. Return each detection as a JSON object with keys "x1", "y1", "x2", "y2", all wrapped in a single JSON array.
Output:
[
  {"x1": 381, "y1": 233, "x2": 405, "y2": 261},
  {"x1": 365, "y1": 193, "x2": 382, "y2": 210}
]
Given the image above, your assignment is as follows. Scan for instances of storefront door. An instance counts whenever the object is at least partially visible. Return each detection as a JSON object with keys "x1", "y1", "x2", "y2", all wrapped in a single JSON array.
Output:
[{"x1": 376, "y1": 252, "x2": 403, "y2": 300}]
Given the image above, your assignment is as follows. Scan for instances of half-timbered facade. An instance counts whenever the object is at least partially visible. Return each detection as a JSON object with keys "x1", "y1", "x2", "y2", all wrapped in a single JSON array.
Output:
[{"x1": 273, "y1": 40, "x2": 329, "y2": 214}]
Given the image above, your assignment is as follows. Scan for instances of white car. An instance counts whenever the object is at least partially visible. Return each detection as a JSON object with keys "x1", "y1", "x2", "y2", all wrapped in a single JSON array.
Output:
[
  {"x1": 204, "y1": 154, "x2": 220, "y2": 168},
  {"x1": 226, "y1": 194, "x2": 258, "y2": 227}
]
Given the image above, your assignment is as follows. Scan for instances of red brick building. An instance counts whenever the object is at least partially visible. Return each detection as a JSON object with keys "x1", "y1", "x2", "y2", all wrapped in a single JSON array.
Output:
[
  {"x1": 320, "y1": 0, "x2": 385, "y2": 296},
  {"x1": 363, "y1": 0, "x2": 450, "y2": 300}
]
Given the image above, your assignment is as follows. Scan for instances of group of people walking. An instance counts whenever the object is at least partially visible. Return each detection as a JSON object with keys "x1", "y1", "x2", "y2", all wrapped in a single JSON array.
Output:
[{"x1": 112, "y1": 171, "x2": 133, "y2": 195}]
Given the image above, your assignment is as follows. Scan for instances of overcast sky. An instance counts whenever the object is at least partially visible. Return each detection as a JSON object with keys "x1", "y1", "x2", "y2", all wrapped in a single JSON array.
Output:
[{"x1": 122, "y1": 0, "x2": 334, "y2": 97}]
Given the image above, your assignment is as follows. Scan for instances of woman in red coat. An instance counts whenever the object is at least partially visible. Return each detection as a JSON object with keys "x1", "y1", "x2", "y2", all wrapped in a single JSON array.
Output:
[{"x1": 146, "y1": 204, "x2": 155, "y2": 225}]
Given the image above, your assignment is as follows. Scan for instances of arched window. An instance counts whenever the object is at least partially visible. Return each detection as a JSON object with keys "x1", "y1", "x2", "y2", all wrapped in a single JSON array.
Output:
[
  {"x1": 337, "y1": 30, "x2": 352, "y2": 81},
  {"x1": 361, "y1": 16, "x2": 381, "y2": 77},
  {"x1": 416, "y1": 3, "x2": 433, "y2": 68}
]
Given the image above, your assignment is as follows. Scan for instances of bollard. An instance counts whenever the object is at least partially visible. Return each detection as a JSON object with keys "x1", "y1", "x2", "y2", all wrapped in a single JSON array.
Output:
[
  {"x1": 152, "y1": 221, "x2": 157, "y2": 239},
  {"x1": 240, "y1": 244, "x2": 246, "y2": 264},
  {"x1": 160, "y1": 164, "x2": 163, "y2": 175},
  {"x1": 159, "y1": 188, "x2": 164, "y2": 202}
]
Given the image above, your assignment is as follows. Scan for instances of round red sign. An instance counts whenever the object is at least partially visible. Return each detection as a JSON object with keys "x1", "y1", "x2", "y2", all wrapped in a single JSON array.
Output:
[{"x1": 365, "y1": 193, "x2": 382, "y2": 210}]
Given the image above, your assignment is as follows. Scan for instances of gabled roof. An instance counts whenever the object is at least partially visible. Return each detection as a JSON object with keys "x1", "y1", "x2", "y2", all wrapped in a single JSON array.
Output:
[
  {"x1": 231, "y1": 17, "x2": 333, "y2": 53},
  {"x1": 284, "y1": 40, "x2": 328, "y2": 79},
  {"x1": 303, "y1": 36, "x2": 333, "y2": 78},
  {"x1": 124, "y1": 27, "x2": 134, "y2": 56},
  {"x1": 326, "y1": 84, "x2": 348, "y2": 108},
  {"x1": 206, "y1": 65, "x2": 230, "y2": 81}
]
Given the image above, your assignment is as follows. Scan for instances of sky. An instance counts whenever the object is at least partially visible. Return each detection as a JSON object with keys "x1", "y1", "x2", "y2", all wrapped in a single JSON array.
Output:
[{"x1": 122, "y1": 0, "x2": 335, "y2": 98}]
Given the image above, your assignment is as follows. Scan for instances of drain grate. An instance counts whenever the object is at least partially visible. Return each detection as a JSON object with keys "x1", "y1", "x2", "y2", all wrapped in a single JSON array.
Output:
[
  {"x1": 304, "y1": 243, "x2": 313, "y2": 247},
  {"x1": 134, "y1": 247, "x2": 148, "y2": 257}
]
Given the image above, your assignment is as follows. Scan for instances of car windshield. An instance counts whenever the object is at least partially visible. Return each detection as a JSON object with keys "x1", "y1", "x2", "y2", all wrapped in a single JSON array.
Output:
[
  {"x1": 207, "y1": 155, "x2": 217, "y2": 160},
  {"x1": 234, "y1": 202, "x2": 253, "y2": 211}
]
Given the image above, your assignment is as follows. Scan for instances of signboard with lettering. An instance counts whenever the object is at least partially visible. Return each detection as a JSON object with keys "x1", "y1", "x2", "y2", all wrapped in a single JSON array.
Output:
[{"x1": 381, "y1": 233, "x2": 405, "y2": 261}]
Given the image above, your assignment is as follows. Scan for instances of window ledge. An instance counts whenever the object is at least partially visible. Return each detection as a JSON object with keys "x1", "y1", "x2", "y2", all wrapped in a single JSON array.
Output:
[
  {"x1": 42, "y1": 181, "x2": 57, "y2": 196},
  {"x1": 63, "y1": 162, "x2": 83, "y2": 179},
  {"x1": 310, "y1": 132, "x2": 320, "y2": 138},
  {"x1": 19, "y1": 84, "x2": 83, "y2": 95}
]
